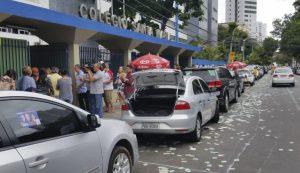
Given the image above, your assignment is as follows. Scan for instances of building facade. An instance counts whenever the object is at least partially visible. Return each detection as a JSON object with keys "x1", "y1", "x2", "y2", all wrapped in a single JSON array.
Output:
[
  {"x1": 185, "y1": 0, "x2": 219, "y2": 46},
  {"x1": 225, "y1": 0, "x2": 257, "y2": 38},
  {"x1": 256, "y1": 22, "x2": 267, "y2": 42}
]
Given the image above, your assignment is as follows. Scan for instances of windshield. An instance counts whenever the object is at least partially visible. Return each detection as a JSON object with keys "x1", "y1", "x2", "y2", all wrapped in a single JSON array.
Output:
[
  {"x1": 184, "y1": 70, "x2": 218, "y2": 82},
  {"x1": 275, "y1": 68, "x2": 292, "y2": 74}
]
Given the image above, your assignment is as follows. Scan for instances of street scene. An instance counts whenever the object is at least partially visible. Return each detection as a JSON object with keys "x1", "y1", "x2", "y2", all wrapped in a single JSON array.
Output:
[{"x1": 0, "y1": 0, "x2": 300, "y2": 173}]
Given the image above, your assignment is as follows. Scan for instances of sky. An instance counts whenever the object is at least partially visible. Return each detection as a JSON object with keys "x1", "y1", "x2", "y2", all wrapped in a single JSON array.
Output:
[{"x1": 218, "y1": 0, "x2": 296, "y2": 36}]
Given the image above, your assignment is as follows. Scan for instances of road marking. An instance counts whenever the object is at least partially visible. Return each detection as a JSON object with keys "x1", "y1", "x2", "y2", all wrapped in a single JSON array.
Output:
[
  {"x1": 287, "y1": 88, "x2": 300, "y2": 111},
  {"x1": 138, "y1": 161, "x2": 215, "y2": 173}
]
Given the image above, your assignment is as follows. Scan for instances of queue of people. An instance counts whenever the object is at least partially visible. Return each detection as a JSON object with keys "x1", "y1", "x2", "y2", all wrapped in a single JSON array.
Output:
[{"x1": 0, "y1": 63, "x2": 135, "y2": 118}]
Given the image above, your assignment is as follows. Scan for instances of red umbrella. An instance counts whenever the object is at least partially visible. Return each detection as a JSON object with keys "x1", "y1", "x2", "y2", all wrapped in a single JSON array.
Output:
[
  {"x1": 131, "y1": 53, "x2": 170, "y2": 70},
  {"x1": 227, "y1": 61, "x2": 247, "y2": 69}
]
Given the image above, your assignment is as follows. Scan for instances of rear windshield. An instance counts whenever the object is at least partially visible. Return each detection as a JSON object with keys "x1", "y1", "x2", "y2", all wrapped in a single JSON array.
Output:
[
  {"x1": 238, "y1": 70, "x2": 251, "y2": 75},
  {"x1": 184, "y1": 70, "x2": 218, "y2": 81},
  {"x1": 275, "y1": 68, "x2": 292, "y2": 74}
]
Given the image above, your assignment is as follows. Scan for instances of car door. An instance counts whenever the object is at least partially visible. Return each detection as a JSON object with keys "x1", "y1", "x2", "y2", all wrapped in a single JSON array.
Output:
[
  {"x1": 0, "y1": 98, "x2": 103, "y2": 173},
  {"x1": 199, "y1": 79, "x2": 215, "y2": 120},
  {"x1": 191, "y1": 79, "x2": 210, "y2": 123},
  {"x1": 0, "y1": 117, "x2": 26, "y2": 173}
]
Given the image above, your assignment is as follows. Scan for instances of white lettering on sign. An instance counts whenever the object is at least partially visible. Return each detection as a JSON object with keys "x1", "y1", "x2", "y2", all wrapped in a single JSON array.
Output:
[{"x1": 78, "y1": 3, "x2": 171, "y2": 40}]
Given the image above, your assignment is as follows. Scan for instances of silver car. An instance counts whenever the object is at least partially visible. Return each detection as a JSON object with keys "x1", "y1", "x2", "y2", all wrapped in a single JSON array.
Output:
[
  {"x1": 272, "y1": 67, "x2": 295, "y2": 87},
  {"x1": 121, "y1": 69, "x2": 219, "y2": 142},
  {"x1": 0, "y1": 91, "x2": 138, "y2": 173},
  {"x1": 237, "y1": 69, "x2": 255, "y2": 86}
]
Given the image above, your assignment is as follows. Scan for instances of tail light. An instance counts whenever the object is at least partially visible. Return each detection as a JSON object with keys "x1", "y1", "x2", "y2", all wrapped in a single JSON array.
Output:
[
  {"x1": 289, "y1": 74, "x2": 294, "y2": 78},
  {"x1": 273, "y1": 74, "x2": 279, "y2": 78},
  {"x1": 121, "y1": 104, "x2": 129, "y2": 111},
  {"x1": 175, "y1": 101, "x2": 191, "y2": 110},
  {"x1": 208, "y1": 80, "x2": 222, "y2": 88}
]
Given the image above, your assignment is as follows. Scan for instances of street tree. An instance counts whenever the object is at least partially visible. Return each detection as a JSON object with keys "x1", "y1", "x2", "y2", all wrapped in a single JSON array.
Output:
[{"x1": 112, "y1": 0, "x2": 204, "y2": 31}]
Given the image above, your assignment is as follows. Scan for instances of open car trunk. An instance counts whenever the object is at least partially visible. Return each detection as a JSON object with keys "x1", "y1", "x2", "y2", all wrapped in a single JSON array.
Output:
[
  {"x1": 129, "y1": 87, "x2": 179, "y2": 117},
  {"x1": 129, "y1": 69, "x2": 185, "y2": 117}
]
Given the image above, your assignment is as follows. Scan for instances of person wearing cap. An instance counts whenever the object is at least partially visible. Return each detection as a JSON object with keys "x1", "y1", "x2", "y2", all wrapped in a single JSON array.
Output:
[{"x1": 47, "y1": 67, "x2": 62, "y2": 98}]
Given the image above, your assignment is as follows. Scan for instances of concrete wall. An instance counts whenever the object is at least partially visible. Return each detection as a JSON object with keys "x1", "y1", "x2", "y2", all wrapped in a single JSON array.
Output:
[{"x1": 49, "y1": 0, "x2": 96, "y2": 17}]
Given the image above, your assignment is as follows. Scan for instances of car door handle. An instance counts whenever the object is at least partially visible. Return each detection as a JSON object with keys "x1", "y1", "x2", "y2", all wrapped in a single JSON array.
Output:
[{"x1": 28, "y1": 158, "x2": 49, "y2": 168}]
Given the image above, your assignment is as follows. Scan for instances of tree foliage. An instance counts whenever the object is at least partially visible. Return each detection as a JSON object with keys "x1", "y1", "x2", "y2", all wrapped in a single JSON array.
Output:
[{"x1": 112, "y1": 0, "x2": 204, "y2": 31}]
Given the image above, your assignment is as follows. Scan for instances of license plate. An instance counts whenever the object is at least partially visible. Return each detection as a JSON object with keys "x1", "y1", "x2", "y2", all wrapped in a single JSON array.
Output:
[
  {"x1": 280, "y1": 75, "x2": 287, "y2": 78},
  {"x1": 141, "y1": 123, "x2": 159, "y2": 129}
]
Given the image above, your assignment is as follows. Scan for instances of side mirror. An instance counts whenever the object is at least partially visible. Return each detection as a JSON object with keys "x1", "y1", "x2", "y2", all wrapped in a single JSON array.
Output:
[{"x1": 87, "y1": 114, "x2": 100, "y2": 131}]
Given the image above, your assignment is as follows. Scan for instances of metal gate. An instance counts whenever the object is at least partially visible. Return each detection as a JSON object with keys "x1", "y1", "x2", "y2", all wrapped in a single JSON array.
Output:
[{"x1": 0, "y1": 37, "x2": 30, "y2": 77}]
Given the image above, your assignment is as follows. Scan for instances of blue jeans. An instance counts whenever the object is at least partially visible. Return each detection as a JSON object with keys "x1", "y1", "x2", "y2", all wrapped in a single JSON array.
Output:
[{"x1": 90, "y1": 94, "x2": 103, "y2": 118}]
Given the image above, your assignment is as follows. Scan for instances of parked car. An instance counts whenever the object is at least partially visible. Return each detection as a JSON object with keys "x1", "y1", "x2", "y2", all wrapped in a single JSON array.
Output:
[
  {"x1": 272, "y1": 67, "x2": 295, "y2": 87},
  {"x1": 229, "y1": 70, "x2": 245, "y2": 96},
  {"x1": 295, "y1": 67, "x2": 300, "y2": 75},
  {"x1": 183, "y1": 67, "x2": 239, "y2": 112},
  {"x1": 121, "y1": 69, "x2": 219, "y2": 142},
  {"x1": 237, "y1": 69, "x2": 255, "y2": 86},
  {"x1": 0, "y1": 91, "x2": 138, "y2": 173}
]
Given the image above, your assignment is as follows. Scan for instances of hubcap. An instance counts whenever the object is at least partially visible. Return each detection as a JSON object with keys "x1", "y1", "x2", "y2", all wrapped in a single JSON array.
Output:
[
  {"x1": 113, "y1": 153, "x2": 130, "y2": 173},
  {"x1": 196, "y1": 118, "x2": 201, "y2": 139}
]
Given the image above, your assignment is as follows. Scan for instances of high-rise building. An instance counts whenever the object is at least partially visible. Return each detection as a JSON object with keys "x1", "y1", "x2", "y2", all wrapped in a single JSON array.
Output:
[
  {"x1": 185, "y1": 0, "x2": 219, "y2": 46},
  {"x1": 256, "y1": 22, "x2": 267, "y2": 42},
  {"x1": 225, "y1": 0, "x2": 257, "y2": 38}
]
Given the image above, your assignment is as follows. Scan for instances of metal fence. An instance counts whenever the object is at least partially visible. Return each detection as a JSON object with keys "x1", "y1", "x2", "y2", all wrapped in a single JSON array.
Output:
[{"x1": 0, "y1": 37, "x2": 30, "y2": 77}]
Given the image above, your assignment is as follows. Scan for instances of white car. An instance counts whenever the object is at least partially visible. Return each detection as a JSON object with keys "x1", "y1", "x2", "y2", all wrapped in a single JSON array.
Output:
[
  {"x1": 121, "y1": 69, "x2": 219, "y2": 142},
  {"x1": 272, "y1": 67, "x2": 295, "y2": 87},
  {"x1": 0, "y1": 91, "x2": 138, "y2": 173},
  {"x1": 237, "y1": 69, "x2": 255, "y2": 86}
]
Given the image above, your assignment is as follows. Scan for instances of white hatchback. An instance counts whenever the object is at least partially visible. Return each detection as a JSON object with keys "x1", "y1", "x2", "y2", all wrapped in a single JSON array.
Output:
[{"x1": 272, "y1": 67, "x2": 295, "y2": 87}]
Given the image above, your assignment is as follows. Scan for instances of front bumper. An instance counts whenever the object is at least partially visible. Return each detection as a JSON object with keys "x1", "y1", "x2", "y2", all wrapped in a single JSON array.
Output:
[{"x1": 121, "y1": 110, "x2": 197, "y2": 134}]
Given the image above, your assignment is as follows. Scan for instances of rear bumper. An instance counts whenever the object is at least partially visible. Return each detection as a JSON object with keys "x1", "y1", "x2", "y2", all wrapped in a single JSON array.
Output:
[
  {"x1": 121, "y1": 111, "x2": 197, "y2": 134},
  {"x1": 272, "y1": 78, "x2": 295, "y2": 84}
]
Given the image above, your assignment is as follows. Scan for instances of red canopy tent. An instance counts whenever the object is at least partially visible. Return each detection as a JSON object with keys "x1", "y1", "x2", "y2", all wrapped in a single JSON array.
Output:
[
  {"x1": 131, "y1": 53, "x2": 170, "y2": 70},
  {"x1": 227, "y1": 61, "x2": 247, "y2": 69}
]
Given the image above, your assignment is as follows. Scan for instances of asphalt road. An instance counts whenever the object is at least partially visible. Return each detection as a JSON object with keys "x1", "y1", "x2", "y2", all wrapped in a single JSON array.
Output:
[{"x1": 132, "y1": 74, "x2": 300, "y2": 173}]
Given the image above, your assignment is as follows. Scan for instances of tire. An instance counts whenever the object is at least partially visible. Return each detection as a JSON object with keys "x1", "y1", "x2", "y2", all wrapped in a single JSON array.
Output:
[
  {"x1": 221, "y1": 93, "x2": 229, "y2": 113},
  {"x1": 108, "y1": 146, "x2": 132, "y2": 173},
  {"x1": 238, "y1": 86, "x2": 242, "y2": 97},
  {"x1": 188, "y1": 116, "x2": 202, "y2": 142},
  {"x1": 242, "y1": 86, "x2": 245, "y2": 93},
  {"x1": 291, "y1": 83, "x2": 295, "y2": 87},
  {"x1": 211, "y1": 102, "x2": 220, "y2": 123},
  {"x1": 250, "y1": 82, "x2": 254, "y2": 86},
  {"x1": 272, "y1": 83, "x2": 276, "y2": 87},
  {"x1": 232, "y1": 89, "x2": 238, "y2": 103}
]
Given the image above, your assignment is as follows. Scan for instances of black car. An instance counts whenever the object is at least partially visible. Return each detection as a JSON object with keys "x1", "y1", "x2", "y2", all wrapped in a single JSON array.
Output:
[{"x1": 183, "y1": 67, "x2": 239, "y2": 112}]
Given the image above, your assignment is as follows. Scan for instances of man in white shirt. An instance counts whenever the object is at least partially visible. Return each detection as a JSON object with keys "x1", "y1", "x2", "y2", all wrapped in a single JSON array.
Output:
[{"x1": 102, "y1": 63, "x2": 114, "y2": 113}]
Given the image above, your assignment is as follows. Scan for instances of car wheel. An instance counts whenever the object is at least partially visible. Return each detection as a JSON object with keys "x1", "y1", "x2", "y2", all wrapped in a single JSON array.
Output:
[
  {"x1": 108, "y1": 146, "x2": 132, "y2": 173},
  {"x1": 232, "y1": 89, "x2": 238, "y2": 103},
  {"x1": 221, "y1": 93, "x2": 229, "y2": 113},
  {"x1": 272, "y1": 83, "x2": 276, "y2": 87},
  {"x1": 211, "y1": 102, "x2": 220, "y2": 123},
  {"x1": 238, "y1": 86, "x2": 242, "y2": 97},
  {"x1": 188, "y1": 116, "x2": 202, "y2": 142},
  {"x1": 250, "y1": 82, "x2": 255, "y2": 86},
  {"x1": 242, "y1": 86, "x2": 245, "y2": 93},
  {"x1": 291, "y1": 83, "x2": 295, "y2": 87}
]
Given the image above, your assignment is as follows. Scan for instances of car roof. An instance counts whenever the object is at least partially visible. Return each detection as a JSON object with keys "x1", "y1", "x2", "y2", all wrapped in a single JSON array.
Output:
[
  {"x1": 0, "y1": 91, "x2": 89, "y2": 114},
  {"x1": 183, "y1": 67, "x2": 217, "y2": 71}
]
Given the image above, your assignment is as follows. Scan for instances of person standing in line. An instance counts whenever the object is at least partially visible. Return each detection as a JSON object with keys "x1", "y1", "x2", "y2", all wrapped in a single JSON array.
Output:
[
  {"x1": 83, "y1": 64, "x2": 92, "y2": 112},
  {"x1": 0, "y1": 69, "x2": 17, "y2": 91},
  {"x1": 56, "y1": 70, "x2": 73, "y2": 103},
  {"x1": 115, "y1": 66, "x2": 126, "y2": 104},
  {"x1": 103, "y1": 63, "x2": 114, "y2": 113},
  {"x1": 74, "y1": 64, "x2": 88, "y2": 110},
  {"x1": 17, "y1": 66, "x2": 36, "y2": 92},
  {"x1": 47, "y1": 67, "x2": 62, "y2": 98},
  {"x1": 87, "y1": 63, "x2": 104, "y2": 118},
  {"x1": 32, "y1": 67, "x2": 52, "y2": 95},
  {"x1": 122, "y1": 65, "x2": 134, "y2": 99}
]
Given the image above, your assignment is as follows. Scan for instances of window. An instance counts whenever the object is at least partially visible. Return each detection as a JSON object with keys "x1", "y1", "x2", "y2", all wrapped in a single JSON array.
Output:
[
  {"x1": 192, "y1": 80, "x2": 203, "y2": 95},
  {"x1": 0, "y1": 122, "x2": 10, "y2": 149},
  {"x1": 245, "y1": 10, "x2": 257, "y2": 14},
  {"x1": 199, "y1": 79, "x2": 210, "y2": 93},
  {"x1": 245, "y1": 1, "x2": 257, "y2": 5},
  {"x1": 0, "y1": 99, "x2": 83, "y2": 144},
  {"x1": 245, "y1": 5, "x2": 257, "y2": 9}
]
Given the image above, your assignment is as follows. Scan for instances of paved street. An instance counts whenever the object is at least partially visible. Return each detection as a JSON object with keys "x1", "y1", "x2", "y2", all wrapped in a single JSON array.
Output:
[{"x1": 129, "y1": 74, "x2": 300, "y2": 173}]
